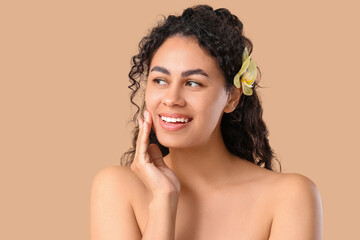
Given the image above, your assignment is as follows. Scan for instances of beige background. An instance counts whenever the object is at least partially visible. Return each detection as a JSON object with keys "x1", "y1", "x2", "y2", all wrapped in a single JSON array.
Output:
[{"x1": 1, "y1": 0, "x2": 359, "y2": 239}]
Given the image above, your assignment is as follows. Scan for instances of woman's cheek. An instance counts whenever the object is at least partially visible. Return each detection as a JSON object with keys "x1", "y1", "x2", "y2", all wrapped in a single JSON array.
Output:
[
  {"x1": 145, "y1": 88, "x2": 158, "y2": 108},
  {"x1": 145, "y1": 91, "x2": 162, "y2": 125}
]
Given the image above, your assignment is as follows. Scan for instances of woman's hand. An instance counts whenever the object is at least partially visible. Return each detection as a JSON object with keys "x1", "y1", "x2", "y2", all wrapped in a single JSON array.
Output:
[{"x1": 130, "y1": 110, "x2": 180, "y2": 198}]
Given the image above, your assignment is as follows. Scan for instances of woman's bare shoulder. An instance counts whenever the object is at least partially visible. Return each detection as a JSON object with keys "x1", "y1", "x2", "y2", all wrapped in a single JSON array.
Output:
[
  {"x1": 91, "y1": 165, "x2": 144, "y2": 195},
  {"x1": 239, "y1": 161, "x2": 321, "y2": 204},
  {"x1": 263, "y1": 171, "x2": 323, "y2": 239},
  {"x1": 277, "y1": 172, "x2": 318, "y2": 188},
  {"x1": 239, "y1": 159, "x2": 318, "y2": 190},
  {"x1": 245, "y1": 164, "x2": 323, "y2": 238},
  {"x1": 266, "y1": 170, "x2": 320, "y2": 198},
  {"x1": 93, "y1": 165, "x2": 133, "y2": 179},
  {"x1": 90, "y1": 165, "x2": 143, "y2": 239},
  {"x1": 92, "y1": 165, "x2": 132, "y2": 184}
]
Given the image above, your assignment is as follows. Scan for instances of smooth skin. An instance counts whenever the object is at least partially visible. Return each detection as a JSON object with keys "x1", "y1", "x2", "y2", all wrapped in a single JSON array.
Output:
[{"x1": 90, "y1": 35, "x2": 323, "y2": 240}]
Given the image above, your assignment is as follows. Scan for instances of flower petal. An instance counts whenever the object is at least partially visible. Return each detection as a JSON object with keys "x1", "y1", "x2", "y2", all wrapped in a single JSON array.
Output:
[
  {"x1": 237, "y1": 56, "x2": 251, "y2": 78},
  {"x1": 241, "y1": 72, "x2": 254, "y2": 87},
  {"x1": 247, "y1": 59, "x2": 258, "y2": 81},
  {"x1": 243, "y1": 80, "x2": 254, "y2": 88},
  {"x1": 242, "y1": 47, "x2": 249, "y2": 63},
  {"x1": 233, "y1": 72, "x2": 241, "y2": 88},
  {"x1": 242, "y1": 81, "x2": 253, "y2": 96}
]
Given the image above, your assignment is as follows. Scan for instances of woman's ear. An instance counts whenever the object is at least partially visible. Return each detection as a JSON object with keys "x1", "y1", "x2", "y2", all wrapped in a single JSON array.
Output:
[{"x1": 224, "y1": 86, "x2": 242, "y2": 113}]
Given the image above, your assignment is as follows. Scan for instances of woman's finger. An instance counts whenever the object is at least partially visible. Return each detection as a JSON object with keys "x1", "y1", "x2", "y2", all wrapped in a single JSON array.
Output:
[
  {"x1": 148, "y1": 143, "x2": 167, "y2": 168},
  {"x1": 139, "y1": 113, "x2": 151, "y2": 159},
  {"x1": 134, "y1": 118, "x2": 144, "y2": 159},
  {"x1": 145, "y1": 110, "x2": 153, "y2": 130}
]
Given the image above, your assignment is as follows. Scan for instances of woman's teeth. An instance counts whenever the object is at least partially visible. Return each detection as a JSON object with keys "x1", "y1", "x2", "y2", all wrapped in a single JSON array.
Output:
[{"x1": 161, "y1": 116, "x2": 189, "y2": 123}]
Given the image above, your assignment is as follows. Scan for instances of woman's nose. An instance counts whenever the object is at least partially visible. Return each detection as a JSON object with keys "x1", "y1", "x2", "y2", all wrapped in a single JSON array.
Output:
[{"x1": 161, "y1": 86, "x2": 186, "y2": 107}]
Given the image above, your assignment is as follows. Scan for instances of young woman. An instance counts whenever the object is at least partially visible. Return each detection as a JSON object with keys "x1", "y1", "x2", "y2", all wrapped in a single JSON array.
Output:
[{"x1": 90, "y1": 5, "x2": 323, "y2": 240}]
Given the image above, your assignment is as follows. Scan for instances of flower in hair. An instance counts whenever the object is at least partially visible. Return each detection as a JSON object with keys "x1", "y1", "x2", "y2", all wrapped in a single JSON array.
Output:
[{"x1": 233, "y1": 47, "x2": 258, "y2": 96}]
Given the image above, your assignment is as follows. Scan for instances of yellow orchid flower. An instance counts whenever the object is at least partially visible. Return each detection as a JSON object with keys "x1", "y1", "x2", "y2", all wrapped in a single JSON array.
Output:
[{"x1": 233, "y1": 47, "x2": 258, "y2": 96}]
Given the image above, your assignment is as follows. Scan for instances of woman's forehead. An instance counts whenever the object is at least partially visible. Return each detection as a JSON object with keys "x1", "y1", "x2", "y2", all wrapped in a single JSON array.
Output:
[{"x1": 149, "y1": 36, "x2": 220, "y2": 75}]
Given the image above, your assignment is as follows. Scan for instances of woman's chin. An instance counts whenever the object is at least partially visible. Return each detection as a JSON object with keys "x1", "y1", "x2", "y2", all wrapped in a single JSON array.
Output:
[{"x1": 157, "y1": 137, "x2": 191, "y2": 150}]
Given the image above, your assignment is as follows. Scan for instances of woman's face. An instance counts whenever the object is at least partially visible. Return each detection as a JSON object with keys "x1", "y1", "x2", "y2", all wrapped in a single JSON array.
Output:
[{"x1": 145, "y1": 35, "x2": 234, "y2": 149}]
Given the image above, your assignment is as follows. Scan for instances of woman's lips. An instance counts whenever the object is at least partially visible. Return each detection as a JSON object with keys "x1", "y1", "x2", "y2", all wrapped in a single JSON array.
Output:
[
  {"x1": 158, "y1": 114, "x2": 192, "y2": 131},
  {"x1": 158, "y1": 113, "x2": 192, "y2": 119}
]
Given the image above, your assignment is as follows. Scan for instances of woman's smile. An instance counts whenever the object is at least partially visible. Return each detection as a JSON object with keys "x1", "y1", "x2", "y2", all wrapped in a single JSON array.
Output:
[{"x1": 158, "y1": 113, "x2": 193, "y2": 131}]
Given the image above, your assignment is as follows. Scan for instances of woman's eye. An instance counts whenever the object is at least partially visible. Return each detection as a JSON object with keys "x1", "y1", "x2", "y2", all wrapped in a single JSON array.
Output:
[
  {"x1": 153, "y1": 78, "x2": 167, "y2": 85},
  {"x1": 186, "y1": 81, "x2": 201, "y2": 87}
]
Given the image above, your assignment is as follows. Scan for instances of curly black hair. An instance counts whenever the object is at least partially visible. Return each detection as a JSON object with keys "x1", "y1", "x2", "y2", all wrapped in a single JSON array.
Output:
[{"x1": 120, "y1": 4, "x2": 280, "y2": 171}]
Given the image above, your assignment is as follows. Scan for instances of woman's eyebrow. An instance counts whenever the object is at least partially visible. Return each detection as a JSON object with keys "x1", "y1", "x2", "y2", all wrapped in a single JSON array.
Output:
[
  {"x1": 150, "y1": 66, "x2": 209, "y2": 77},
  {"x1": 150, "y1": 66, "x2": 170, "y2": 75},
  {"x1": 182, "y1": 69, "x2": 209, "y2": 77}
]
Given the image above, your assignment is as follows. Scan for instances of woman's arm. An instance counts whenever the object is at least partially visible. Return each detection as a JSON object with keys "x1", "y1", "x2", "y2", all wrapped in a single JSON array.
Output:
[
  {"x1": 268, "y1": 173, "x2": 323, "y2": 240},
  {"x1": 90, "y1": 166, "x2": 179, "y2": 240},
  {"x1": 90, "y1": 166, "x2": 142, "y2": 240},
  {"x1": 142, "y1": 194, "x2": 179, "y2": 240}
]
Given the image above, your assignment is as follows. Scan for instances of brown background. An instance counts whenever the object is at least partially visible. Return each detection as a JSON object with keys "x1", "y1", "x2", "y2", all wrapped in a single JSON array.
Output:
[{"x1": 1, "y1": 0, "x2": 359, "y2": 239}]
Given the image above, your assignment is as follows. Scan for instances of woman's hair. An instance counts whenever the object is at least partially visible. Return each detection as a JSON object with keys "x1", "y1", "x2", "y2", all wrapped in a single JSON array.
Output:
[{"x1": 120, "y1": 4, "x2": 280, "y2": 171}]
